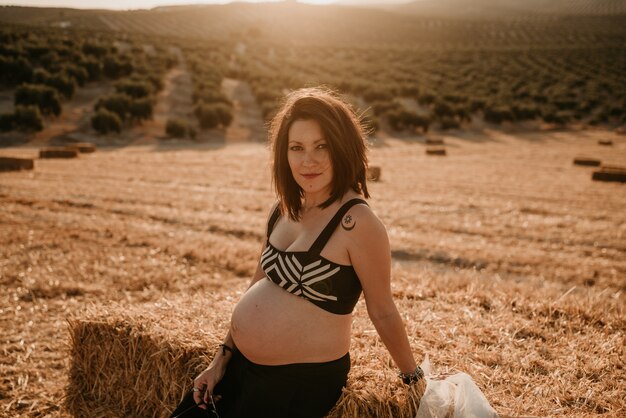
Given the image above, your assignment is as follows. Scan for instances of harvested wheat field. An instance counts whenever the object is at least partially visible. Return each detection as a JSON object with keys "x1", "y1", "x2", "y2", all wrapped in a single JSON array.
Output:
[{"x1": 1, "y1": 128, "x2": 625, "y2": 418}]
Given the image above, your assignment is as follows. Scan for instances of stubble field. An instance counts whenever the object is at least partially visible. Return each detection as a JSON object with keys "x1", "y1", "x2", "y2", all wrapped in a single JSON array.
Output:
[{"x1": 1, "y1": 129, "x2": 625, "y2": 417}]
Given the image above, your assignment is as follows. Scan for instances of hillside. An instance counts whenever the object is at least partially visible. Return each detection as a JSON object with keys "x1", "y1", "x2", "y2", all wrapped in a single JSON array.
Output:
[
  {"x1": 1, "y1": 3, "x2": 625, "y2": 48},
  {"x1": 0, "y1": 3, "x2": 624, "y2": 139}
]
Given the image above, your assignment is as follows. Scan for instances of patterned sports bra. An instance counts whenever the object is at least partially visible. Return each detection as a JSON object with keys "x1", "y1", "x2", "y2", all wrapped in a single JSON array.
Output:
[{"x1": 260, "y1": 198, "x2": 368, "y2": 315}]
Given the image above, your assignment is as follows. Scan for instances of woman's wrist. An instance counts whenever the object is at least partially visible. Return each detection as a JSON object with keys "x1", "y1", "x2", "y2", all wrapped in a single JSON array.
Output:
[
  {"x1": 211, "y1": 343, "x2": 236, "y2": 366},
  {"x1": 219, "y1": 343, "x2": 236, "y2": 356},
  {"x1": 398, "y1": 359, "x2": 418, "y2": 376},
  {"x1": 399, "y1": 366, "x2": 425, "y2": 385}
]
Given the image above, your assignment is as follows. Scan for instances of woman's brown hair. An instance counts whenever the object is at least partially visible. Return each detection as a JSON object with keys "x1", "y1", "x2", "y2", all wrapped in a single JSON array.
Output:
[{"x1": 269, "y1": 87, "x2": 370, "y2": 221}]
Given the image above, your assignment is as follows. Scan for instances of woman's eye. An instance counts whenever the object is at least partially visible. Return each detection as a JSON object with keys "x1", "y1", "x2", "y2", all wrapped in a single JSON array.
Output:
[
  {"x1": 289, "y1": 146, "x2": 303, "y2": 151},
  {"x1": 317, "y1": 143, "x2": 328, "y2": 149}
]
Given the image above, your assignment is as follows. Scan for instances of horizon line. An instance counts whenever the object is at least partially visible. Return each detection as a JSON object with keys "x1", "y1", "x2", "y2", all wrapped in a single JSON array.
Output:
[{"x1": 1, "y1": 0, "x2": 412, "y2": 12}]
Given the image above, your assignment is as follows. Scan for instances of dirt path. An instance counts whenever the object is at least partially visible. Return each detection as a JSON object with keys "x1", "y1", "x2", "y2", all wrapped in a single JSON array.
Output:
[
  {"x1": 128, "y1": 50, "x2": 268, "y2": 144},
  {"x1": 129, "y1": 46, "x2": 196, "y2": 143},
  {"x1": 36, "y1": 82, "x2": 114, "y2": 144},
  {"x1": 0, "y1": 47, "x2": 197, "y2": 147},
  {"x1": 222, "y1": 78, "x2": 266, "y2": 143},
  {"x1": 0, "y1": 41, "x2": 265, "y2": 147}
]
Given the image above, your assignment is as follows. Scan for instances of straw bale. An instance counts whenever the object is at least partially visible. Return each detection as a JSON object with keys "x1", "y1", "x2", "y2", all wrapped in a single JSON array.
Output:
[
  {"x1": 66, "y1": 299, "x2": 226, "y2": 418},
  {"x1": 367, "y1": 166, "x2": 382, "y2": 182},
  {"x1": 39, "y1": 147, "x2": 79, "y2": 159},
  {"x1": 426, "y1": 147, "x2": 446, "y2": 156},
  {"x1": 66, "y1": 296, "x2": 425, "y2": 418},
  {"x1": 572, "y1": 157, "x2": 601, "y2": 167},
  {"x1": 592, "y1": 166, "x2": 626, "y2": 183},
  {"x1": 425, "y1": 138, "x2": 444, "y2": 146},
  {"x1": 0, "y1": 156, "x2": 34, "y2": 172},
  {"x1": 597, "y1": 139, "x2": 613, "y2": 146}
]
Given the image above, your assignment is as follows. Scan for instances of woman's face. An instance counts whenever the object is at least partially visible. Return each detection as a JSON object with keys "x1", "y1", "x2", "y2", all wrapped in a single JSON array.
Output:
[{"x1": 287, "y1": 119, "x2": 333, "y2": 198}]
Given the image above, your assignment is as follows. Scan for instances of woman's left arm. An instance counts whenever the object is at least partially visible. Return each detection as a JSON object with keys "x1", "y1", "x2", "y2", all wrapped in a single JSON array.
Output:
[{"x1": 346, "y1": 205, "x2": 418, "y2": 375}]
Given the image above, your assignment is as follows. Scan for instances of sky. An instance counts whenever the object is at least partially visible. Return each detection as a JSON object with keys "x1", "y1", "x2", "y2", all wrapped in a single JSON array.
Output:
[{"x1": 2, "y1": 0, "x2": 410, "y2": 11}]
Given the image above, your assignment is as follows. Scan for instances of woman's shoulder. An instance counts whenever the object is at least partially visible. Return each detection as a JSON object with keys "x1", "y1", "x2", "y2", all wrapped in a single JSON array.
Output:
[
  {"x1": 340, "y1": 199, "x2": 389, "y2": 262},
  {"x1": 340, "y1": 196, "x2": 386, "y2": 239}
]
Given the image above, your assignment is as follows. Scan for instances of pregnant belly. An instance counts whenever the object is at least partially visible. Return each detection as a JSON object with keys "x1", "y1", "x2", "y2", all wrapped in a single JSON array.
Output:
[{"x1": 231, "y1": 278, "x2": 351, "y2": 365}]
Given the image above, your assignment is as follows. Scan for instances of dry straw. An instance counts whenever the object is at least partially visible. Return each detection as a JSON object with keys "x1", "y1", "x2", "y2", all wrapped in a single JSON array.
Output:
[
  {"x1": 572, "y1": 157, "x2": 601, "y2": 167},
  {"x1": 426, "y1": 147, "x2": 446, "y2": 156},
  {"x1": 0, "y1": 156, "x2": 34, "y2": 171},
  {"x1": 66, "y1": 295, "x2": 425, "y2": 418},
  {"x1": 39, "y1": 147, "x2": 79, "y2": 159},
  {"x1": 592, "y1": 165, "x2": 626, "y2": 183},
  {"x1": 367, "y1": 166, "x2": 382, "y2": 182}
]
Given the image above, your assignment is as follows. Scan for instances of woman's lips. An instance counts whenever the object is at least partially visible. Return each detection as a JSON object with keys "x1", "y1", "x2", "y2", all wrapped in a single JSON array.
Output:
[{"x1": 302, "y1": 173, "x2": 320, "y2": 180}]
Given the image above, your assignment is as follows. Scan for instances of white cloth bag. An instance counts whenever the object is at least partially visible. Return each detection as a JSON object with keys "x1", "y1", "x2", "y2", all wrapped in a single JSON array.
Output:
[{"x1": 416, "y1": 356, "x2": 499, "y2": 418}]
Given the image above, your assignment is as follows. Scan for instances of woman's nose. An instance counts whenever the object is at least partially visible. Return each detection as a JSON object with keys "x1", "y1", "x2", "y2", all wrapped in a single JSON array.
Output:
[{"x1": 302, "y1": 150, "x2": 317, "y2": 165}]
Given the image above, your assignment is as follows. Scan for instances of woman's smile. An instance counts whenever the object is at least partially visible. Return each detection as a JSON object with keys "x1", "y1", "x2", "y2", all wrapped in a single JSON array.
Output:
[{"x1": 301, "y1": 173, "x2": 321, "y2": 179}]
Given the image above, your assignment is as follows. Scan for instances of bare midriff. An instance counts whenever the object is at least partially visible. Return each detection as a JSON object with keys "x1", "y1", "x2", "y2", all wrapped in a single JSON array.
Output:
[{"x1": 230, "y1": 278, "x2": 352, "y2": 365}]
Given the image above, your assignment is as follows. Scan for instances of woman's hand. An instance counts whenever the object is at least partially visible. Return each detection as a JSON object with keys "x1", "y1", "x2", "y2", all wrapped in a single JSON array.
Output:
[{"x1": 192, "y1": 358, "x2": 228, "y2": 409}]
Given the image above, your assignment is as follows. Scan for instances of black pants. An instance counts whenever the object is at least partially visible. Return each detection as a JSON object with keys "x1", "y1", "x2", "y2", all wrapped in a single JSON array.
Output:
[{"x1": 170, "y1": 350, "x2": 350, "y2": 418}]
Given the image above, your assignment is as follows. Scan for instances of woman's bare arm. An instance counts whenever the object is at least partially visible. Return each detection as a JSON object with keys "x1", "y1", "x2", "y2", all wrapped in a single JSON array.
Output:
[{"x1": 346, "y1": 205, "x2": 418, "y2": 374}]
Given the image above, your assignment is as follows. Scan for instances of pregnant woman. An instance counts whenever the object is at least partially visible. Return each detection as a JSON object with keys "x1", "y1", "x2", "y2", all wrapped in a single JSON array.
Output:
[{"x1": 170, "y1": 87, "x2": 423, "y2": 418}]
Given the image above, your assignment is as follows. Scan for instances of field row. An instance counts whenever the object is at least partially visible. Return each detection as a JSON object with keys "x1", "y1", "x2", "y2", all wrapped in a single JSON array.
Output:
[
  {"x1": 5, "y1": 5, "x2": 621, "y2": 49},
  {"x1": 2, "y1": 131, "x2": 625, "y2": 289},
  {"x1": 2, "y1": 15, "x2": 625, "y2": 137}
]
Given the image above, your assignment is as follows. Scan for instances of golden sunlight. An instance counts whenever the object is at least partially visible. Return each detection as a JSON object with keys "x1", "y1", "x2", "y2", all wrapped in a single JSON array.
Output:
[
  {"x1": 5, "y1": 0, "x2": 344, "y2": 11},
  {"x1": 1, "y1": 1, "x2": 624, "y2": 417}
]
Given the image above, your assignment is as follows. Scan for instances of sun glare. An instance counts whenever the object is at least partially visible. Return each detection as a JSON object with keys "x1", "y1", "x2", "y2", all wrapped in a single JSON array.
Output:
[{"x1": 5, "y1": 0, "x2": 342, "y2": 11}]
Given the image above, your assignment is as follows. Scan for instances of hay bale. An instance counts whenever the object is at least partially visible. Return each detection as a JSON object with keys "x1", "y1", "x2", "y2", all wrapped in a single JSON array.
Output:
[
  {"x1": 66, "y1": 302, "x2": 219, "y2": 418},
  {"x1": 425, "y1": 138, "x2": 444, "y2": 146},
  {"x1": 367, "y1": 166, "x2": 381, "y2": 182},
  {"x1": 573, "y1": 157, "x2": 601, "y2": 167},
  {"x1": 74, "y1": 142, "x2": 97, "y2": 153},
  {"x1": 67, "y1": 297, "x2": 425, "y2": 418},
  {"x1": 0, "y1": 156, "x2": 34, "y2": 172},
  {"x1": 592, "y1": 166, "x2": 626, "y2": 183},
  {"x1": 598, "y1": 139, "x2": 613, "y2": 146},
  {"x1": 39, "y1": 147, "x2": 78, "y2": 159},
  {"x1": 426, "y1": 147, "x2": 446, "y2": 156}
]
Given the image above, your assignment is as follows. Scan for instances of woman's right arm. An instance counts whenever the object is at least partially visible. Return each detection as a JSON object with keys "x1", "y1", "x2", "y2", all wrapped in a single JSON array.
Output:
[{"x1": 192, "y1": 204, "x2": 276, "y2": 408}]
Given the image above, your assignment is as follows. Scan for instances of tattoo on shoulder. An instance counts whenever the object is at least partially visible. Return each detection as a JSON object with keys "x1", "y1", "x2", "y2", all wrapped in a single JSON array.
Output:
[{"x1": 342, "y1": 214, "x2": 356, "y2": 231}]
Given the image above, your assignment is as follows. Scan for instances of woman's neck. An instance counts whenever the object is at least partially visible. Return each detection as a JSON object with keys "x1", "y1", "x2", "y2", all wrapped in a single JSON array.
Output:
[{"x1": 302, "y1": 189, "x2": 332, "y2": 211}]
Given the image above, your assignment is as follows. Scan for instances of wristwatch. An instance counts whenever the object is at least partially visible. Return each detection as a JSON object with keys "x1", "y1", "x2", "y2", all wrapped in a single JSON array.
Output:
[{"x1": 399, "y1": 366, "x2": 425, "y2": 385}]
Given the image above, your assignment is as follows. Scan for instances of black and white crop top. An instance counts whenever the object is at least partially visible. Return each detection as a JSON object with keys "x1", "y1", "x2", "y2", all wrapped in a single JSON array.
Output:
[{"x1": 260, "y1": 198, "x2": 368, "y2": 315}]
